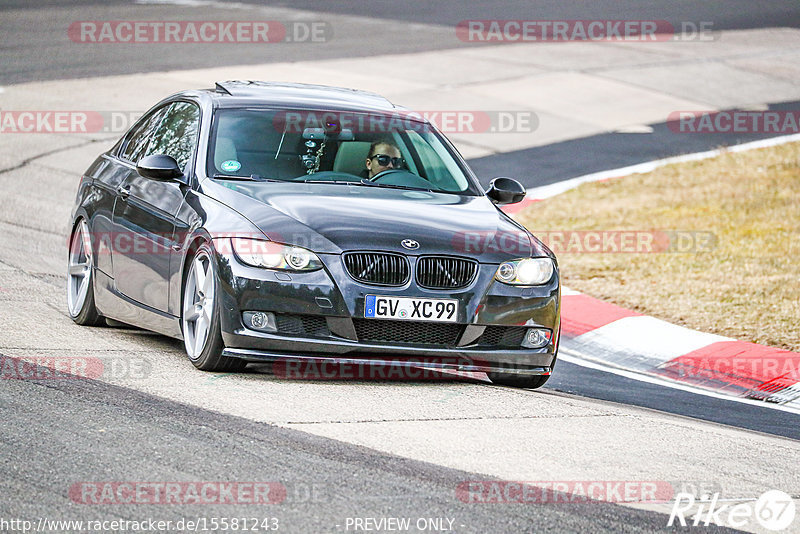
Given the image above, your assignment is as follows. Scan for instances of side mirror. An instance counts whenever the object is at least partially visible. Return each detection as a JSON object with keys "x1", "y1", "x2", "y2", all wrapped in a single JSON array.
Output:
[
  {"x1": 137, "y1": 154, "x2": 183, "y2": 181},
  {"x1": 486, "y1": 177, "x2": 526, "y2": 205}
]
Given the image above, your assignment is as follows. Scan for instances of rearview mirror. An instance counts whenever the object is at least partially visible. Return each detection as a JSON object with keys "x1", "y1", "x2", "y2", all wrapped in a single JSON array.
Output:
[
  {"x1": 302, "y1": 127, "x2": 355, "y2": 142},
  {"x1": 486, "y1": 177, "x2": 526, "y2": 205},
  {"x1": 137, "y1": 154, "x2": 183, "y2": 181}
]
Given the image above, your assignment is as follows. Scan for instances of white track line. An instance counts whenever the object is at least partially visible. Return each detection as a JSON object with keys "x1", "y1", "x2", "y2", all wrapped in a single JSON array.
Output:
[
  {"x1": 559, "y1": 349, "x2": 800, "y2": 416},
  {"x1": 530, "y1": 134, "x2": 800, "y2": 413},
  {"x1": 527, "y1": 132, "x2": 800, "y2": 199}
]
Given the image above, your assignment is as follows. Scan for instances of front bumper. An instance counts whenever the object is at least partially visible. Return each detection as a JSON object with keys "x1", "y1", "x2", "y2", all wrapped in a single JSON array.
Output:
[
  {"x1": 213, "y1": 245, "x2": 560, "y2": 372},
  {"x1": 222, "y1": 349, "x2": 552, "y2": 377}
]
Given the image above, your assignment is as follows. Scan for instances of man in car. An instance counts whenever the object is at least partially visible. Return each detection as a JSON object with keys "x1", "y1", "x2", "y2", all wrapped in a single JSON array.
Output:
[{"x1": 363, "y1": 140, "x2": 405, "y2": 179}]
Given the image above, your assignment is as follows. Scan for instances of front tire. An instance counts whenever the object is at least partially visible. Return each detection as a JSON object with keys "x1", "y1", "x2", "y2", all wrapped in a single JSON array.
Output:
[
  {"x1": 181, "y1": 243, "x2": 245, "y2": 372},
  {"x1": 67, "y1": 219, "x2": 103, "y2": 326}
]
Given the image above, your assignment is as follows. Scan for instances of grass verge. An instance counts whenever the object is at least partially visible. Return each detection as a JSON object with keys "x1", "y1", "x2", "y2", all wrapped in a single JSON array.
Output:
[{"x1": 516, "y1": 141, "x2": 800, "y2": 351}]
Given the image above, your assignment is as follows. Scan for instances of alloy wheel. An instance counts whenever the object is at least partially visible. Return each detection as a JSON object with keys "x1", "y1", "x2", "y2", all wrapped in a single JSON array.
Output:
[
  {"x1": 182, "y1": 251, "x2": 216, "y2": 360},
  {"x1": 67, "y1": 219, "x2": 93, "y2": 317}
]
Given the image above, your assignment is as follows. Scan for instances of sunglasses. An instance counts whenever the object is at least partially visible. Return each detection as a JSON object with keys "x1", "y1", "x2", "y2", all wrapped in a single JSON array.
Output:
[{"x1": 370, "y1": 154, "x2": 405, "y2": 168}]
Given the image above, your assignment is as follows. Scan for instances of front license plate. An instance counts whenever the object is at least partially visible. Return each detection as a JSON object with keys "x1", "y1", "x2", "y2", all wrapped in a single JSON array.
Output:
[{"x1": 365, "y1": 295, "x2": 458, "y2": 322}]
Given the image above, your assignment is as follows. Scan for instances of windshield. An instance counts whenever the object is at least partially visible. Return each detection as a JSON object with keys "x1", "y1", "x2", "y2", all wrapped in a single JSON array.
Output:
[{"x1": 206, "y1": 108, "x2": 481, "y2": 195}]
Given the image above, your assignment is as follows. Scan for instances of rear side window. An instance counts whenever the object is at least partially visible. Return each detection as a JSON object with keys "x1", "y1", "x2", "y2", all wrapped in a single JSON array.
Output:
[
  {"x1": 145, "y1": 102, "x2": 201, "y2": 171},
  {"x1": 120, "y1": 108, "x2": 166, "y2": 164}
]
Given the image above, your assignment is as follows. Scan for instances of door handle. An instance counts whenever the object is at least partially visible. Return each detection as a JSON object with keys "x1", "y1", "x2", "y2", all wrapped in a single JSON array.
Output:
[{"x1": 116, "y1": 185, "x2": 131, "y2": 199}]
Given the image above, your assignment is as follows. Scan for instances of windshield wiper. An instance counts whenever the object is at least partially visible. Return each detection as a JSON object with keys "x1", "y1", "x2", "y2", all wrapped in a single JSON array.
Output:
[
  {"x1": 212, "y1": 174, "x2": 280, "y2": 182},
  {"x1": 357, "y1": 180, "x2": 435, "y2": 193},
  {"x1": 299, "y1": 180, "x2": 364, "y2": 185}
]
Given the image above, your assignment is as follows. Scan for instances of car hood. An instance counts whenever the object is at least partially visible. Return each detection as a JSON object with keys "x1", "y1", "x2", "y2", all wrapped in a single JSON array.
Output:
[{"x1": 203, "y1": 181, "x2": 548, "y2": 262}]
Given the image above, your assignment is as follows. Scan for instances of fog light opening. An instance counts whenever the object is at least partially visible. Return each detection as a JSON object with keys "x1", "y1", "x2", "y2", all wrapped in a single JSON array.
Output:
[
  {"x1": 243, "y1": 311, "x2": 277, "y2": 333},
  {"x1": 523, "y1": 328, "x2": 552, "y2": 349}
]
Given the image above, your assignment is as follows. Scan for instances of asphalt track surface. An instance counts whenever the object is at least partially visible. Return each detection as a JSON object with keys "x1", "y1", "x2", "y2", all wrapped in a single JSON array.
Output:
[
  {"x1": 0, "y1": 356, "x2": 701, "y2": 534},
  {"x1": 549, "y1": 359, "x2": 800, "y2": 441},
  {"x1": 3, "y1": 0, "x2": 800, "y2": 84},
  {"x1": 2, "y1": 1, "x2": 800, "y2": 532},
  {"x1": 260, "y1": 0, "x2": 800, "y2": 30},
  {"x1": 469, "y1": 99, "x2": 800, "y2": 187}
]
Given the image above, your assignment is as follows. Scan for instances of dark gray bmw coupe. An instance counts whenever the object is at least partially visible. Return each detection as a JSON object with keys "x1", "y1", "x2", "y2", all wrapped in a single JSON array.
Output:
[{"x1": 67, "y1": 81, "x2": 560, "y2": 388}]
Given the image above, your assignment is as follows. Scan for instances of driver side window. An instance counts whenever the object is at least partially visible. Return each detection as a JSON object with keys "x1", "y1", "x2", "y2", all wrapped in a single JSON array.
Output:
[
  {"x1": 120, "y1": 108, "x2": 167, "y2": 164},
  {"x1": 144, "y1": 102, "x2": 200, "y2": 171}
]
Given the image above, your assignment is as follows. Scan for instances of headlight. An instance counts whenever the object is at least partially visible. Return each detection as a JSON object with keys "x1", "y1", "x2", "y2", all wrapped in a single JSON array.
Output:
[
  {"x1": 495, "y1": 258, "x2": 553, "y2": 285},
  {"x1": 230, "y1": 238, "x2": 322, "y2": 271}
]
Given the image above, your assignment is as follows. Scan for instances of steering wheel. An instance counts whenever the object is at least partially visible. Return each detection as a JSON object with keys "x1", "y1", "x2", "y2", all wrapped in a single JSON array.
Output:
[{"x1": 367, "y1": 168, "x2": 407, "y2": 182}]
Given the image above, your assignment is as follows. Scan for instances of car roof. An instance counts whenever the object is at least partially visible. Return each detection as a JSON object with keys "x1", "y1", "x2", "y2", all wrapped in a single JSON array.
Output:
[{"x1": 199, "y1": 80, "x2": 404, "y2": 113}]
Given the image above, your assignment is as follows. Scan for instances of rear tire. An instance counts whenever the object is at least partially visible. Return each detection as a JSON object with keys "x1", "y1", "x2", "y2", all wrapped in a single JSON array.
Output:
[
  {"x1": 67, "y1": 219, "x2": 104, "y2": 326},
  {"x1": 488, "y1": 372, "x2": 551, "y2": 389},
  {"x1": 181, "y1": 243, "x2": 245, "y2": 372}
]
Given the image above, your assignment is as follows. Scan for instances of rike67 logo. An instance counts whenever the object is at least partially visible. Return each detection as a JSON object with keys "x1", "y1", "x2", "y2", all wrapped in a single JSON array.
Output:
[{"x1": 668, "y1": 490, "x2": 796, "y2": 531}]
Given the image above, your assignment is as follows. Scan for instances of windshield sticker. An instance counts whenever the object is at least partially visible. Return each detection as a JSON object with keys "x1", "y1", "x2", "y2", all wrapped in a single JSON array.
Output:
[{"x1": 220, "y1": 160, "x2": 241, "y2": 173}]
